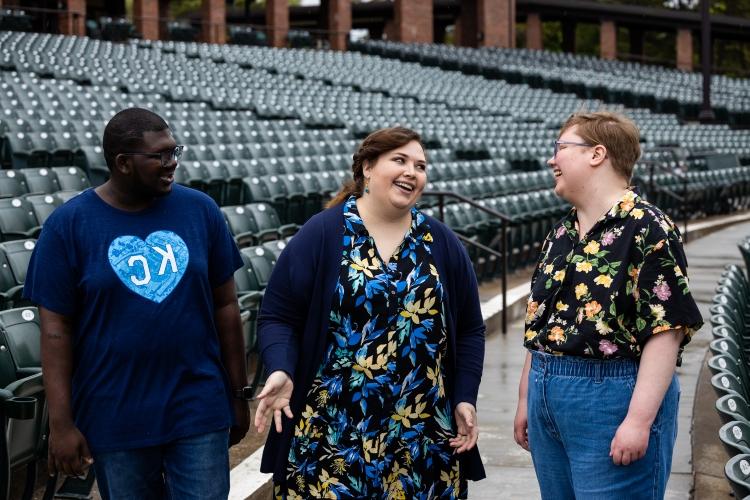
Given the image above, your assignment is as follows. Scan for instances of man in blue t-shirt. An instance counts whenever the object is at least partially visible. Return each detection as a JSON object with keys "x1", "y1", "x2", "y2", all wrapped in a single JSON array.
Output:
[{"x1": 24, "y1": 108, "x2": 249, "y2": 499}]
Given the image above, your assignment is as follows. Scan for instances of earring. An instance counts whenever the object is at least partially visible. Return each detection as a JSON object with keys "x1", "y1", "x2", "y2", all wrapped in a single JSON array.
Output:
[{"x1": 364, "y1": 177, "x2": 370, "y2": 194}]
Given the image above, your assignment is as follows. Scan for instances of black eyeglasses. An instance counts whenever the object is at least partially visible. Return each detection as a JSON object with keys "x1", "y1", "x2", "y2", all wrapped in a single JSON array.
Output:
[
  {"x1": 120, "y1": 145, "x2": 184, "y2": 168},
  {"x1": 554, "y1": 140, "x2": 593, "y2": 158}
]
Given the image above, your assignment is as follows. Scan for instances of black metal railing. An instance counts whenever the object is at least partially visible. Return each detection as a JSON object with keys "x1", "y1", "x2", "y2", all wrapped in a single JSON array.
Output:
[
  {"x1": 639, "y1": 147, "x2": 690, "y2": 242},
  {"x1": 423, "y1": 190, "x2": 513, "y2": 334}
]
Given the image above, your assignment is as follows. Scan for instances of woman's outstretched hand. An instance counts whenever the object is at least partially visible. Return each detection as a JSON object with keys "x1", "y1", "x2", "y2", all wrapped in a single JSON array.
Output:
[
  {"x1": 254, "y1": 370, "x2": 294, "y2": 433},
  {"x1": 450, "y1": 402, "x2": 479, "y2": 454}
]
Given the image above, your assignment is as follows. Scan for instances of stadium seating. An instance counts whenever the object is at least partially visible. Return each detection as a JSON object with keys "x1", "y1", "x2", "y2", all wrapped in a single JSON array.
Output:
[
  {"x1": 0, "y1": 306, "x2": 45, "y2": 500},
  {"x1": 0, "y1": 31, "x2": 748, "y2": 493}
]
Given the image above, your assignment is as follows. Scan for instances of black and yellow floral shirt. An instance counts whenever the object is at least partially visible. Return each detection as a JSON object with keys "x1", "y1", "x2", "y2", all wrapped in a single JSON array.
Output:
[{"x1": 524, "y1": 189, "x2": 703, "y2": 360}]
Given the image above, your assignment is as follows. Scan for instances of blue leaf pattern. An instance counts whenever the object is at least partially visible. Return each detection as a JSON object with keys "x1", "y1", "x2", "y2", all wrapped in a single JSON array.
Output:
[{"x1": 276, "y1": 197, "x2": 465, "y2": 500}]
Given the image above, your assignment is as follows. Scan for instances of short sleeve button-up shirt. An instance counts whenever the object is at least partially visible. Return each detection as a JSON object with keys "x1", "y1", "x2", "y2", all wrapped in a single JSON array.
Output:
[{"x1": 524, "y1": 189, "x2": 703, "y2": 360}]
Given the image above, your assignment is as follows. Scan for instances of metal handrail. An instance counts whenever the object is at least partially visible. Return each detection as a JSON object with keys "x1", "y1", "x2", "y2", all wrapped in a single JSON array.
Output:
[
  {"x1": 423, "y1": 190, "x2": 513, "y2": 334},
  {"x1": 639, "y1": 148, "x2": 690, "y2": 242}
]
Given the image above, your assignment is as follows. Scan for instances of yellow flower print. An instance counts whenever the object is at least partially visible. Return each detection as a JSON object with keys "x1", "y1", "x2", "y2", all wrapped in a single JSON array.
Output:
[
  {"x1": 619, "y1": 192, "x2": 635, "y2": 212},
  {"x1": 593, "y1": 274, "x2": 613, "y2": 288},
  {"x1": 583, "y1": 240, "x2": 600, "y2": 255},
  {"x1": 544, "y1": 264, "x2": 554, "y2": 274},
  {"x1": 553, "y1": 270, "x2": 566, "y2": 282},
  {"x1": 575, "y1": 283, "x2": 589, "y2": 299},
  {"x1": 525, "y1": 329, "x2": 538, "y2": 341},
  {"x1": 584, "y1": 300, "x2": 602, "y2": 318},
  {"x1": 650, "y1": 304, "x2": 666, "y2": 321},
  {"x1": 595, "y1": 319, "x2": 613, "y2": 335},
  {"x1": 423, "y1": 232, "x2": 433, "y2": 242},
  {"x1": 630, "y1": 208, "x2": 644, "y2": 219},
  {"x1": 548, "y1": 326, "x2": 566, "y2": 343},
  {"x1": 576, "y1": 261, "x2": 593, "y2": 273},
  {"x1": 674, "y1": 265, "x2": 683, "y2": 277},
  {"x1": 555, "y1": 301, "x2": 569, "y2": 312}
]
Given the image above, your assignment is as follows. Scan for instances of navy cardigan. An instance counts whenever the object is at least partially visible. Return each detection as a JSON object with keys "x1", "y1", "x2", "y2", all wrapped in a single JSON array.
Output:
[{"x1": 257, "y1": 202, "x2": 487, "y2": 481}]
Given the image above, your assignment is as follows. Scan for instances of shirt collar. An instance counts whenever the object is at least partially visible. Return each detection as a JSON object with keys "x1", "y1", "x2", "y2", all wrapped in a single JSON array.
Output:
[
  {"x1": 559, "y1": 187, "x2": 641, "y2": 240},
  {"x1": 344, "y1": 195, "x2": 424, "y2": 242}
]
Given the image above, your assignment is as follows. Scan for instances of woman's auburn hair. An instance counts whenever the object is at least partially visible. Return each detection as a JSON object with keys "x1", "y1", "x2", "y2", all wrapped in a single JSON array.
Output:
[{"x1": 326, "y1": 126, "x2": 425, "y2": 208}]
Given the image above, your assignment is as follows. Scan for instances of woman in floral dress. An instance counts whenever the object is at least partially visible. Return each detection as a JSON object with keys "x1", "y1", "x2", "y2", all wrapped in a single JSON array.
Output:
[
  {"x1": 514, "y1": 111, "x2": 703, "y2": 499},
  {"x1": 254, "y1": 127, "x2": 486, "y2": 499}
]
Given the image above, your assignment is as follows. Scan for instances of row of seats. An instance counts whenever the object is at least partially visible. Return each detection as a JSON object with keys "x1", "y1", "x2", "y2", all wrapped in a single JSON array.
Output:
[
  {"x1": 708, "y1": 248, "x2": 750, "y2": 498},
  {"x1": 0, "y1": 166, "x2": 90, "y2": 198},
  {"x1": 352, "y1": 40, "x2": 750, "y2": 126}
]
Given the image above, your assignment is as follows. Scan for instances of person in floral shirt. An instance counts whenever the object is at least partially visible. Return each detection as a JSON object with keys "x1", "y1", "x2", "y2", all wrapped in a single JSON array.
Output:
[{"x1": 513, "y1": 111, "x2": 703, "y2": 499}]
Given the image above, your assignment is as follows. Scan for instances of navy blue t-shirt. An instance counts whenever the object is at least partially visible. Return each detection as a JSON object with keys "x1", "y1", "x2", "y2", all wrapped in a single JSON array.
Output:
[{"x1": 24, "y1": 184, "x2": 243, "y2": 453}]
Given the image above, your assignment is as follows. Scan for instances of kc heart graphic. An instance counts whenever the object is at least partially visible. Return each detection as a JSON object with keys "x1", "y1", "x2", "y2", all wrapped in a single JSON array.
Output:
[{"x1": 108, "y1": 231, "x2": 189, "y2": 303}]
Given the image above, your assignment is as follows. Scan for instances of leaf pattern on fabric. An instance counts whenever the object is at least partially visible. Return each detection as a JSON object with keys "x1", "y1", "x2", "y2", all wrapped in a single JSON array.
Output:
[
  {"x1": 523, "y1": 189, "x2": 703, "y2": 359},
  {"x1": 277, "y1": 196, "x2": 466, "y2": 500}
]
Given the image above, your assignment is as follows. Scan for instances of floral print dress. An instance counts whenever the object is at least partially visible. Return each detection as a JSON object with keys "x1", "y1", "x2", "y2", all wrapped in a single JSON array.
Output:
[
  {"x1": 276, "y1": 196, "x2": 465, "y2": 500},
  {"x1": 524, "y1": 189, "x2": 703, "y2": 360}
]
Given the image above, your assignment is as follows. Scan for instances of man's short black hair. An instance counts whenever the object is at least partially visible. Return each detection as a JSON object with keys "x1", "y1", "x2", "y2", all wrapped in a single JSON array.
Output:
[{"x1": 102, "y1": 108, "x2": 169, "y2": 170}]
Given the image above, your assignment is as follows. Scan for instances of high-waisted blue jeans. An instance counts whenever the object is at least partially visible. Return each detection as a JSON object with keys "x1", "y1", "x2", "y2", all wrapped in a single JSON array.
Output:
[{"x1": 527, "y1": 350, "x2": 680, "y2": 500}]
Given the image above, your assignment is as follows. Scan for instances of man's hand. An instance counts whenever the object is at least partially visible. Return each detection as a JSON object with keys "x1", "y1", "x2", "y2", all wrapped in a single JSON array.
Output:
[
  {"x1": 513, "y1": 398, "x2": 530, "y2": 451},
  {"x1": 449, "y1": 402, "x2": 478, "y2": 454},
  {"x1": 230, "y1": 399, "x2": 250, "y2": 446},
  {"x1": 254, "y1": 371, "x2": 294, "y2": 434},
  {"x1": 48, "y1": 424, "x2": 93, "y2": 477},
  {"x1": 610, "y1": 417, "x2": 650, "y2": 465}
]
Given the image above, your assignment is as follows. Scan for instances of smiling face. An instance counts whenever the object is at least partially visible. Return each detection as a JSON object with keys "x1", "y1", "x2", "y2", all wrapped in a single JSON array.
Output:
[
  {"x1": 120, "y1": 129, "x2": 178, "y2": 198},
  {"x1": 547, "y1": 125, "x2": 597, "y2": 204},
  {"x1": 363, "y1": 140, "x2": 427, "y2": 213}
]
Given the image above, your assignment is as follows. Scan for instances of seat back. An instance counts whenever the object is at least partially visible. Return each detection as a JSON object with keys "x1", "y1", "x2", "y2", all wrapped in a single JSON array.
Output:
[
  {"x1": 720, "y1": 421, "x2": 750, "y2": 456},
  {"x1": 725, "y1": 453, "x2": 750, "y2": 499},
  {"x1": 23, "y1": 167, "x2": 60, "y2": 194}
]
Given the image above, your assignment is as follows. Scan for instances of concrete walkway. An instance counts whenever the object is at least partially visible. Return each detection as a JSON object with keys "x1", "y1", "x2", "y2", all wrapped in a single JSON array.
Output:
[{"x1": 468, "y1": 219, "x2": 750, "y2": 500}]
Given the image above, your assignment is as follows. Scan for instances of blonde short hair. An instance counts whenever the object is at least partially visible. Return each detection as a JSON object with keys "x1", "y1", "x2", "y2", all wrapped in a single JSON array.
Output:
[{"x1": 560, "y1": 111, "x2": 641, "y2": 180}]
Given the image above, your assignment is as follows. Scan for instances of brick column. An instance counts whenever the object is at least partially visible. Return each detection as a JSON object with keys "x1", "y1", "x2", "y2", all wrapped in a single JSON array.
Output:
[
  {"x1": 676, "y1": 28, "x2": 693, "y2": 71},
  {"x1": 394, "y1": 0, "x2": 433, "y2": 44},
  {"x1": 328, "y1": 0, "x2": 351, "y2": 51},
  {"x1": 266, "y1": 0, "x2": 289, "y2": 48},
  {"x1": 59, "y1": 0, "x2": 86, "y2": 37},
  {"x1": 202, "y1": 0, "x2": 225, "y2": 44},
  {"x1": 600, "y1": 20, "x2": 616, "y2": 60},
  {"x1": 133, "y1": 0, "x2": 159, "y2": 40},
  {"x1": 478, "y1": 0, "x2": 515, "y2": 48},
  {"x1": 526, "y1": 12, "x2": 542, "y2": 50}
]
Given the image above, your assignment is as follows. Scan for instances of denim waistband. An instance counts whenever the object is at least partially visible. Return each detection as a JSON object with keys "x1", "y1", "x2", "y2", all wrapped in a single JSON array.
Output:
[{"x1": 529, "y1": 349, "x2": 638, "y2": 378}]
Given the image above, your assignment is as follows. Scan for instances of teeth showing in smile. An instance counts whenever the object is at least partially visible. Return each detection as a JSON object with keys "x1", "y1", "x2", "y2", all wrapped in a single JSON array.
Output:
[
  {"x1": 394, "y1": 181, "x2": 414, "y2": 192},
  {"x1": 553, "y1": 169, "x2": 562, "y2": 178}
]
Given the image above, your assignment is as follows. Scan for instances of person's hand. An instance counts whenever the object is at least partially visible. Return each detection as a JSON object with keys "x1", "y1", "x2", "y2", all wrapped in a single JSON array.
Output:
[
  {"x1": 449, "y1": 402, "x2": 478, "y2": 454},
  {"x1": 48, "y1": 424, "x2": 93, "y2": 477},
  {"x1": 254, "y1": 370, "x2": 294, "y2": 434},
  {"x1": 513, "y1": 398, "x2": 529, "y2": 451},
  {"x1": 610, "y1": 417, "x2": 650, "y2": 465},
  {"x1": 230, "y1": 399, "x2": 250, "y2": 446}
]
